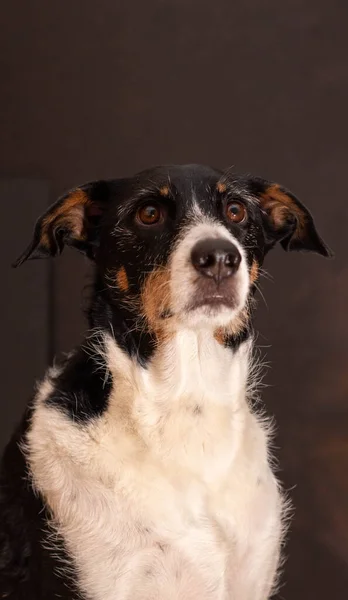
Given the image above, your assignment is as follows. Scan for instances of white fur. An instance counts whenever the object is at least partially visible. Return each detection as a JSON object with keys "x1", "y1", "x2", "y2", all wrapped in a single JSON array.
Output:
[
  {"x1": 27, "y1": 331, "x2": 284, "y2": 600},
  {"x1": 25, "y1": 219, "x2": 284, "y2": 599},
  {"x1": 170, "y1": 219, "x2": 250, "y2": 329}
]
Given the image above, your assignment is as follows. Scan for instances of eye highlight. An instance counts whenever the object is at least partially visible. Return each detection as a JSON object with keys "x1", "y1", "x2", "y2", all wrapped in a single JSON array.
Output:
[
  {"x1": 136, "y1": 203, "x2": 162, "y2": 226},
  {"x1": 225, "y1": 201, "x2": 247, "y2": 224}
]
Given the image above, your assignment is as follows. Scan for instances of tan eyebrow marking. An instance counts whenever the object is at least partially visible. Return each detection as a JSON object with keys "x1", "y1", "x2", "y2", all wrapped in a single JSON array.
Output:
[
  {"x1": 159, "y1": 185, "x2": 170, "y2": 197},
  {"x1": 216, "y1": 181, "x2": 227, "y2": 194}
]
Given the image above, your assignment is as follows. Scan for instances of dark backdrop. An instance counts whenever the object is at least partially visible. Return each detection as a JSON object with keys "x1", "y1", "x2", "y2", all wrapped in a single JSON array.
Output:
[{"x1": 1, "y1": 2, "x2": 347, "y2": 598}]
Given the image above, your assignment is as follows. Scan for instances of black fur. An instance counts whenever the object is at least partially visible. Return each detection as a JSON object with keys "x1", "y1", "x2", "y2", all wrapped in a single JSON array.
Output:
[
  {"x1": 1, "y1": 164, "x2": 332, "y2": 598},
  {"x1": 46, "y1": 343, "x2": 113, "y2": 422},
  {"x1": 0, "y1": 410, "x2": 81, "y2": 599}
]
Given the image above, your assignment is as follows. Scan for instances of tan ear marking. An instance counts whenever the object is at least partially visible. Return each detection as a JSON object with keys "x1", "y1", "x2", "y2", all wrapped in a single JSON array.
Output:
[
  {"x1": 254, "y1": 179, "x2": 332, "y2": 257},
  {"x1": 42, "y1": 190, "x2": 89, "y2": 227},
  {"x1": 40, "y1": 190, "x2": 90, "y2": 244},
  {"x1": 260, "y1": 185, "x2": 306, "y2": 236}
]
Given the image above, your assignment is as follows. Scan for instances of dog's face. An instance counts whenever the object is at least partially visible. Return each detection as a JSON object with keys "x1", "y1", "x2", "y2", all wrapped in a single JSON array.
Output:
[{"x1": 15, "y1": 164, "x2": 332, "y2": 345}]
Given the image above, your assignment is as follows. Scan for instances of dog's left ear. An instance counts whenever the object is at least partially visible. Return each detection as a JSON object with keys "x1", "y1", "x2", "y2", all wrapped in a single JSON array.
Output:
[
  {"x1": 13, "y1": 180, "x2": 114, "y2": 267},
  {"x1": 249, "y1": 177, "x2": 333, "y2": 257}
]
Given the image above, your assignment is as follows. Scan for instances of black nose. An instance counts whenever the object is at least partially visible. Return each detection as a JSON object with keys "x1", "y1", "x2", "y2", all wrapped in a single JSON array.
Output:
[{"x1": 191, "y1": 238, "x2": 241, "y2": 284}]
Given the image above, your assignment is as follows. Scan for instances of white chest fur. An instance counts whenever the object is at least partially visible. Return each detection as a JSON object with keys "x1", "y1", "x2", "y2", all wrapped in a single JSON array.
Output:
[{"x1": 27, "y1": 332, "x2": 283, "y2": 600}]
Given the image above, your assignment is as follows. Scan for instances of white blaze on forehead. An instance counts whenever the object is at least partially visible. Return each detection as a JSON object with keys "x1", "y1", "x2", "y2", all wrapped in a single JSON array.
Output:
[{"x1": 183, "y1": 198, "x2": 245, "y2": 249}]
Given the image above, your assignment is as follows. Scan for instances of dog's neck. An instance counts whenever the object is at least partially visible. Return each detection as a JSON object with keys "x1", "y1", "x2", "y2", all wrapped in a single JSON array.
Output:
[
  {"x1": 106, "y1": 327, "x2": 251, "y2": 401},
  {"x1": 100, "y1": 326, "x2": 254, "y2": 479},
  {"x1": 46, "y1": 290, "x2": 254, "y2": 424},
  {"x1": 88, "y1": 287, "x2": 253, "y2": 369},
  {"x1": 94, "y1": 294, "x2": 254, "y2": 457}
]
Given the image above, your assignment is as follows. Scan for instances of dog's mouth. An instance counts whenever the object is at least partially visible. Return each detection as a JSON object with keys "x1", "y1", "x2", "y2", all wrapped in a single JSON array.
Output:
[
  {"x1": 186, "y1": 292, "x2": 238, "y2": 312},
  {"x1": 185, "y1": 274, "x2": 240, "y2": 315},
  {"x1": 158, "y1": 291, "x2": 239, "y2": 324}
]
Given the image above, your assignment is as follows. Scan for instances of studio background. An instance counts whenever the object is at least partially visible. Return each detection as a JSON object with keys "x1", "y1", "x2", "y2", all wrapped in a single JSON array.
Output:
[{"x1": 1, "y1": 2, "x2": 347, "y2": 598}]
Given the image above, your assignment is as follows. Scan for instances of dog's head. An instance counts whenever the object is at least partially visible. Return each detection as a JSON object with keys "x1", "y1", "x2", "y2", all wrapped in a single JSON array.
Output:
[{"x1": 15, "y1": 164, "x2": 332, "y2": 345}]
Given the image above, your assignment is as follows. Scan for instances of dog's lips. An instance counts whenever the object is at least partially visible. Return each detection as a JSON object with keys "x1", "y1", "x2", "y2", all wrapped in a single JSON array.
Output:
[{"x1": 186, "y1": 293, "x2": 238, "y2": 312}]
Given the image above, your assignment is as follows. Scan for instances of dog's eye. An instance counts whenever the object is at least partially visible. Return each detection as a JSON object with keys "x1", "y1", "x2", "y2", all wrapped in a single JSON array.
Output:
[
  {"x1": 225, "y1": 201, "x2": 247, "y2": 224},
  {"x1": 136, "y1": 203, "x2": 162, "y2": 225}
]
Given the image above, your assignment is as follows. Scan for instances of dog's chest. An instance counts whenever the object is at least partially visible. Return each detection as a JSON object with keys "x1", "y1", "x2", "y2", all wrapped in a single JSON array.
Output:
[
  {"x1": 31, "y1": 406, "x2": 280, "y2": 600},
  {"x1": 28, "y1": 339, "x2": 282, "y2": 599}
]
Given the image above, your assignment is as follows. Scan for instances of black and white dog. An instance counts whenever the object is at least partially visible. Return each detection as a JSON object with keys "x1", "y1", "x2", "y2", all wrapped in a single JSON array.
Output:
[{"x1": 0, "y1": 165, "x2": 331, "y2": 599}]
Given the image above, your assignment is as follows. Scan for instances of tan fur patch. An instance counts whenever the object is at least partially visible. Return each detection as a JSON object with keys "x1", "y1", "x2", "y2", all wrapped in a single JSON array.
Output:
[
  {"x1": 216, "y1": 182, "x2": 227, "y2": 194},
  {"x1": 41, "y1": 190, "x2": 90, "y2": 247},
  {"x1": 159, "y1": 186, "x2": 169, "y2": 197},
  {"x1": 214, "y1": 329, "x2": 225, "y2": 345},
  {"x1": 43, "y1": 189, "x2": 89, "y2": 228},
  {"x1": 214, "y1": 308, "x2": 249, "y2": 345},
  {"x1": 116, "y1": 267, "x2": 129, "y2": 292},
  {"x1": 141, "y1": 268, "x2": 172, "y2": 339},
  {"x1": 250, "y1": 260, "x2": 259, "y2": 284},
  {"x1": 259, "y1": 185, "x2": 305, "y2": 237}
]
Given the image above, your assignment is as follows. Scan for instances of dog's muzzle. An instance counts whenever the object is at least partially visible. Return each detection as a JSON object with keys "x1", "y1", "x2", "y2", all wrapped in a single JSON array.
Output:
[
  {"x1": 186, "y1": 237, "x2": 242, "y2": 312},
  {"x1": 169, "y1": 222, "x2": 249, "y2": 327}
]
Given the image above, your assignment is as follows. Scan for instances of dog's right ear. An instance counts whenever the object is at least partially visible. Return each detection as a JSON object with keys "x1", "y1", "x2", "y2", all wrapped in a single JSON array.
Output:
[{"x1": 13, "y1": 180, "x2": 114, "y2": 267}]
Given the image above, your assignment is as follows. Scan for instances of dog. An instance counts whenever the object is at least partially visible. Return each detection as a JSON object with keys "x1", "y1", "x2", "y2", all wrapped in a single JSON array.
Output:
[{"x1": 0, "y1": 164, "x2": 332, "y2": 599}]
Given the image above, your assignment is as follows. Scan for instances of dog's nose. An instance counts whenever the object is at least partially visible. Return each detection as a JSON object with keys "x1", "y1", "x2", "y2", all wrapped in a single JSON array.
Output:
[{"x1": 191, "y1": 238, "x2": 241, "y2": 284}]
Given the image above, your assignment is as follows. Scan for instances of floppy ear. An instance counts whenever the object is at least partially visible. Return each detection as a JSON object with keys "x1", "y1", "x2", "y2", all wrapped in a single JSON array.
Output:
[
  {"x1": 13, "y1": 180, "x2": 113, "y2": 267},
  {"x1": 249, "y1": 177, "x2": 333, "y2": 257}
]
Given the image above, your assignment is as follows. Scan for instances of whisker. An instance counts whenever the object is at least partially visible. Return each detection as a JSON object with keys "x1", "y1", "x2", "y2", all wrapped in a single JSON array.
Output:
[
  {"x1": 253, "y1": 281, "x2": 268, "y2": 309},
  {"x1": 258, "y1": 267, "x2": 274, "y2": 283}
]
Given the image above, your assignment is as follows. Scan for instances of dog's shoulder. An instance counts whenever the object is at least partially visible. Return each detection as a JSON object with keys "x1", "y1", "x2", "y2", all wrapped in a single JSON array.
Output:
[{"x1": 43, "y1": 340, "x2": 113, "y2": 423}]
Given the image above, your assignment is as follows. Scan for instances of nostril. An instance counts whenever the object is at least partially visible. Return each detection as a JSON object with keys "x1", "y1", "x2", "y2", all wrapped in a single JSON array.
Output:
[
  {"x1": 198, "y1": 253, "x2": 216, "y2": 269},
  {"x1": 191, "y1": 247, "x2": 216, "y2": 271},
  {"x1": 225, "y1": 250, "x2": 241, "y2": 269}
]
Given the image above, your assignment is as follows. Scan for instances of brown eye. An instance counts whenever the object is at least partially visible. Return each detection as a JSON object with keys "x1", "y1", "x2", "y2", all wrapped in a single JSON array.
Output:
[
  {"x1": 225, "y1": 201, "x2": 247, "y2": 224},
  {"x1": 137, "y1": 204, "x2": 162, "y2": 225}
]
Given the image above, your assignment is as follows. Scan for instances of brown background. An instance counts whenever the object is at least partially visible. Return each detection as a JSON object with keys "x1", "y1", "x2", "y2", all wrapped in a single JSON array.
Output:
[{"x1": 1, "y1": 1, "x2": 347, "y2": 597}]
